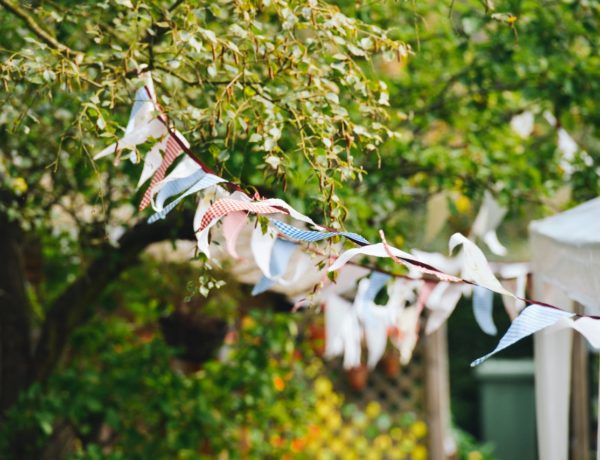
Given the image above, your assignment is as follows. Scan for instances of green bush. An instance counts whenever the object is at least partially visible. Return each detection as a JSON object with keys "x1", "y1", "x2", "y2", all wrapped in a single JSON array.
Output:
[{"x1": 1, "y1": 310, "x2": 313, "y2": 459}]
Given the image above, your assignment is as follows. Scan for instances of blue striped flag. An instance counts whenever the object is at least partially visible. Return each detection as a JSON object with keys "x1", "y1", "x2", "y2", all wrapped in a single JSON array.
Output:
[
  {"x1": 148, "y1": 174, "x2": 225, "y2": 223},
  {"x1": 471, "y1": 304, "x2": 574, "y2": 367},
  {"x1": 270, "y1": 219, "x2": 370, "y2": 245}
]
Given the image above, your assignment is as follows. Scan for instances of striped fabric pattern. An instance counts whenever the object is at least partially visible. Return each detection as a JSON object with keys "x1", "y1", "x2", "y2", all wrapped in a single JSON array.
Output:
[
  {"x1": 198, "y1": 199, "x2": 288, "y2": 232},
  {"x1": 471, "y1": 304, "x2": 574, "y2": 367},
  {"x1": 147, "y1": 174, "x2": 225, "y2": 224},
  {"x1": 270, "y1": 219, "x2": 370, "y2": 245},
  {"x1": 139, "y1": 135, "x2": 183, "y2": 210},
  {"x1": 153, "y1": 169, "x2": 205, "y2": 211}
]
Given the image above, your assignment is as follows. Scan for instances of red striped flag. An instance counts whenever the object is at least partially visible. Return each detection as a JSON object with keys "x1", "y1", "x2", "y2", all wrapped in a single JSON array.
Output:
[{"x1": 139, "y1": 135, "x2": 183, "y2": 210}]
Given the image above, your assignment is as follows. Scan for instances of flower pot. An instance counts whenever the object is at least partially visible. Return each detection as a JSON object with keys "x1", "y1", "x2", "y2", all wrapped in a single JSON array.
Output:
[
  {"x1": 381, "y1": 352, "x2": 401, "y2": 378},
  {"x1": 309, "y1": 323, "x2": 326, "y2": 356},
  {"x1": 346, "y1": 364, "x2": 368, "y2": 391}
]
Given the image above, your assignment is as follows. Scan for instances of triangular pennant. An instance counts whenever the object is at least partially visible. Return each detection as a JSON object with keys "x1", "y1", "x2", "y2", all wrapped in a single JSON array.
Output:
[
  {"x1": 471, "y1": 304, "x2": 574, "y2": 367},
  {"x1": 222, "y1": 211, "x2": 248, "y2": 259},
  {"x1": 472, "y1": 286, "x2": 497, "y2": 336},
  {"x1": 449, "y1": 233, "x2": 512, "y2": 296},
  {"x1": 139, "y1": 134, "x2": 184, "y2": 210}
]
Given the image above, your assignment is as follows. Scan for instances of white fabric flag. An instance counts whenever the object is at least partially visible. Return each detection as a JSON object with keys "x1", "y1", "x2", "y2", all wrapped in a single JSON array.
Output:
[
  {"x1": 449, "y1": 233, "x2": 512, "y2": 296},
  {"x1": 471, "y1": 191, "x2": 508, "y2": 256},
  {"x1": 425, "y1": 282, "x2": 464, "y2": 335},
  {"x1": 136, "y1": 138, "x2": 166, "y2": 188},
  {"x1": 472, "y1": 286, "x2": 497, "y2": 336},
  {"x1": 94, "y1": 118, "x2": 167, "y2": 160}
]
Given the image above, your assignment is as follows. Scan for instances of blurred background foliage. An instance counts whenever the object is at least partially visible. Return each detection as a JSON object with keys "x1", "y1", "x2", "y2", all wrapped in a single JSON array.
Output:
[{"x1": 0, "y1": 0, "x2": 598, "y2": 458}]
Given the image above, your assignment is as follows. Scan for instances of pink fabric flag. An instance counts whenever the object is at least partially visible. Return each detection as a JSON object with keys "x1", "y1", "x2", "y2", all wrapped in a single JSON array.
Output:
[
  {"x1": 139, "y1": 135, "x2": 183, "y2": 210},
  {"x1": 222, "y1": 211, "x2": 248, "y2": 259},
  {"x1": 198, "y1": 198, "x2": 288, "y2": 232}
]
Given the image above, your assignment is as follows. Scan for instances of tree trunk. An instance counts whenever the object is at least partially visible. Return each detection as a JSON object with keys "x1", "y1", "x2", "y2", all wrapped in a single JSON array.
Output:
[{"x1": 0, "y1": 213, "x2": 33, "y2": 415}]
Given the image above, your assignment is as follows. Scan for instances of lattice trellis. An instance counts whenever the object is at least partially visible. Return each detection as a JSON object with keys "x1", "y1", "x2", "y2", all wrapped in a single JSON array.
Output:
[{"x1": 303, "y1": 343, "x2": 430, "y2": 460}]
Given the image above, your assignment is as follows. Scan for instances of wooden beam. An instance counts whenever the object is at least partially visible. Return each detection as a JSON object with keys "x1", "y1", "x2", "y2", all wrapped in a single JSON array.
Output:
[
  {"x1": 571, "y1": 302, "x2": 590, "y2": 460},
  {"x1": 425, "y1": 324, "x2": 455, "y2": 460}
]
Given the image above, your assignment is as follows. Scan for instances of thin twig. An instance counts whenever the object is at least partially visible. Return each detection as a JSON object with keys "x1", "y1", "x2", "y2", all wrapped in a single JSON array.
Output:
[{"x1": 0, "y1": 0, "x2": 77, "y2": 55}]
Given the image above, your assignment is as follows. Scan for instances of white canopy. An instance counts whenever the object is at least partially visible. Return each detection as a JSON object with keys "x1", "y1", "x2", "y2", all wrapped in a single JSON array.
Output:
[
  {"x1": 530, "y1": 197, "x2": 600, "y2": 315},
  {"x1": 529, "y1": 197, "x2": 600, "y2": 460}
]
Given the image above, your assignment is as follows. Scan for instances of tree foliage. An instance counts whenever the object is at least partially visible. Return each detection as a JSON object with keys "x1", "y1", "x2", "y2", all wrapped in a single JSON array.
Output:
[{"x1": 0, "y1": 0, "x2": 599, "y2": 456}]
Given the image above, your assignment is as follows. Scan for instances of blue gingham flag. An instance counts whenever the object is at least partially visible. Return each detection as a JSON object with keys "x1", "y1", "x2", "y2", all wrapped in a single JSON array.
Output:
[
  {"x1": 472, "y1": 286, "x2": 497, "y2": 336},
  {"x1": 270, "y1": 219, "x2": 370, "y2": 245},
  {"x1": 471, "y1": 304, "x2": 574, "y2": 367}
]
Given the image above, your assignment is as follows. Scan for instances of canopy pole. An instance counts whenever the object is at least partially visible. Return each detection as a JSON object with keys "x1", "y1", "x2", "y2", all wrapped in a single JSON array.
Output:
[{"x1": 571, "y1": 303, "x2": 590, "y2": 460}]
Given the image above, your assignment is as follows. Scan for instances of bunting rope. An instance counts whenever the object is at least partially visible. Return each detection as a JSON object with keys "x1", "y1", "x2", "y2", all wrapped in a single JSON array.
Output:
[{"x1": 95, "y1": 77, "x2": 600, "y2": 368}]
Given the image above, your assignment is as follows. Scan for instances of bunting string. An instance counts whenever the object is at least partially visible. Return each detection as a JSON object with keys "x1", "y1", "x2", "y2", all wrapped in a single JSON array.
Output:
[{"x1": 94, "y1": 76, "x2": 600, "y2": 368}]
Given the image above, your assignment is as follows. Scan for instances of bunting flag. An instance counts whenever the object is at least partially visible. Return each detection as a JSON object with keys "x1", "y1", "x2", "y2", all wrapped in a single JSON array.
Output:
[
  {"x1": 94, "y1": 76, "x2": 600, "y2": 371},
  {"x1": 151, "y1": 156, "x2": 204, "y2": 210},
  {"x1": 449, "y1": 233, "x2": 513, "y2": 296},
  {"x1": 330, "y1": 242, "x2": 461, "y2": 283},
  {"x1": 139, "y1": 135, "x2": 184, "y2": 210},
  {"x1": 136, "y1": 138, "x2": 165, "y2": 188},
  {"x1": 94, "y1": 118, "x2": 167, "y2": 160},
  {"x1": 568, "y1": 317, "x2": 600, "y2": 349},
  {"x1": 198, "y1": 198, "x2": 289, "y2": 232},
  {"x1": 251, "y1": 238, "x2": 299, "y2": 295},
  {"x1": 471, "y1": 304, "x2": 574, "y2": 367},
  {"x1": 324, "y1": 294, "x2": 362, "y2": 369},
  {"x1": 471, "y1": 191, "x2": 508, "y2": 256},
  {"x1": 425, "y1": 282, "x2": 464, "y2": 335},
  {"x1": 353, "y1": 278, "x2": 389, "y2": 369},
  {"x1": 324, "y1": 294, "x2": 354, "y2": 359},
  {"x1": 222, "y1": 211, "x2": 248, "y2": 259},
  {"x1": 364, "y1": 271, "x2": 392, "y2": 303},
  {"x1": 393, "y1": 305, "x2": 421, "y2": 365},
  {"x1": 125, "y1": 75, "x2": 157, "y2": 136},
  {"x1": 472, "y1": 286, "x2": 497, "y2": 336},
  {"x1": 270, "y1": 219, "x2": 370, "y2": 245},
  {"x1": 147, "y1": 173, "x2": 225, "y2": 224}
]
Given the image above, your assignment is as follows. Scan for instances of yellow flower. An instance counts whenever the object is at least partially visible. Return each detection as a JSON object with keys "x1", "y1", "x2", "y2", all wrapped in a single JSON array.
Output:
[
  {"x1": 468, "y1": 451, "x2": 483, "y2": 460},
  {"x1": 273, "y1": 375, "x2": 285, "y2": 392},
  {"x1": 328, "y1": 413, "x2": 342, "y2": 431},
  {"x1": 389, "y1": 449, "x2": 405, "y2": 460},
  {"x1": 507, "y1": 15, "x2": 518, "y2": 25},
  {"x1": 413, "y1": 445, "x2": 427, "y2": 460},
  {"x1": 456, "y1": 194, "x2": 471, "y2": 214},
  {"x1": 314, "y1": 377, "x2": 333, "y2": 396},
  {"x1": 241, "y1": 316, "x2": 255, "y2": 330},
  {"x1": 355, "y1": 435, "x2": 369, "y2": 453},
  {"x1": 13, "y1": 177, "x2": 28, "y2": 194},
  {"x1": 365, "y1": 401, "x2": 381, "y2": 419},
  {"x1": 410, "y1": 421, "x2": 428, "y2": 439},
  {"x1": 390, "y1": 427, "x2": 404, "y2": 440},
  {"x1": 330, "y1": 438, "x2": 345, "y2": 454},
  {"x1": 341, "y1": 451, "x2": 357, "y2": 460},
  {"x1": 316, "y1": 402, "x2": 332, "y2": 419},
  {"x1": 374, "y1": 434, "x2": 392, "y2": 451},
  {"x1": 338, "y1": 426, "x2": 352, "y2": 441}
]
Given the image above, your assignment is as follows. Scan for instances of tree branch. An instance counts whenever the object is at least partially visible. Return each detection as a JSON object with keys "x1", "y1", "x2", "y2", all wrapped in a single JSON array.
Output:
[
  {"x1": 31, "y1": 209, "x2": 196, "y2": 382},
  {"x1": 0, "y1": 0, "x2": 76, "y2": 55}
]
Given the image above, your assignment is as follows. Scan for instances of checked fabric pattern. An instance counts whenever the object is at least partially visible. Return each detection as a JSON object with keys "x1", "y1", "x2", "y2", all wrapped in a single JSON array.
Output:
[
  {"x1": 139, "y1": 134, "x2": 184, "y2": 210},
  {"x1": 271, "y1": 219, "x2": 370, "y2": 245},
  {"x1": 198, "y1": 198, "x2": 289, "y2": 232}
]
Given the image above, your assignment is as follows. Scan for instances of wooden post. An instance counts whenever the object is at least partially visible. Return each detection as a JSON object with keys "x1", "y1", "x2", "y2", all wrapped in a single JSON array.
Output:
[
  {"x1": 425, "y1": 324, "x2": 455, "y2": 460},
  {"x1": 571, "y1": 302, "x2": 590, "y2": 460}
]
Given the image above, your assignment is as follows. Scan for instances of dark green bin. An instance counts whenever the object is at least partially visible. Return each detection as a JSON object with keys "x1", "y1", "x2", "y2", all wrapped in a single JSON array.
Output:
[{"x1": 475, "y1": 359, "x2": 537, "y2": 460}]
